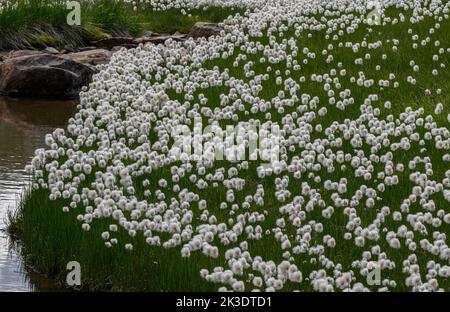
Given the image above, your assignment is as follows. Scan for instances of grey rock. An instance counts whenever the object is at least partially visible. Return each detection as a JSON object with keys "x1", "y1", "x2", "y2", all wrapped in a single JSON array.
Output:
[
  {"x1": 60, "y1": 49, "x2": 112, "y2": 65},
  {"x1": 187, "y1": 22, "x2": 222, "y2": 39},
  {"x1": 0, "y1": 54, "x2": 95, "y2": 99}
]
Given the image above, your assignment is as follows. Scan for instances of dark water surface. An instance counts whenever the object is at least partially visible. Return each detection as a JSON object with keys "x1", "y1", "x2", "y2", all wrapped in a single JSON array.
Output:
[{"x1": 0, "y1": 96, "x2": 76, "y2": 291}]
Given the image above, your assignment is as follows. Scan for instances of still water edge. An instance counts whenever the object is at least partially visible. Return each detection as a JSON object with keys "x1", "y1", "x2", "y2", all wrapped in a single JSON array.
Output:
[{"x1": 0, "y1": 96, "x2": 76, "y2": 291}]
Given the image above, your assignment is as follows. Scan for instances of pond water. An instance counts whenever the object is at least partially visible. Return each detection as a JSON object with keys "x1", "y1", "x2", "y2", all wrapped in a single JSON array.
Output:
[{"x1": 0, "y1": 96, "x2": 76, "y2": 291}]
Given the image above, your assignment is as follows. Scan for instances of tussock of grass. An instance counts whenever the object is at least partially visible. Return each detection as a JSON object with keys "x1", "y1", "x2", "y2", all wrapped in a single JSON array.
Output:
[{"x1": 5, "y1": 204, "x2": 23, "y2": 239}]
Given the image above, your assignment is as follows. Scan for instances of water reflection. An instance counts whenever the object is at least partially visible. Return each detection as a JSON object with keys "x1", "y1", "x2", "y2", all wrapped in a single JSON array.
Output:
[{"x1": 0, "y1": 96, "x2": 76, "y2": 291}]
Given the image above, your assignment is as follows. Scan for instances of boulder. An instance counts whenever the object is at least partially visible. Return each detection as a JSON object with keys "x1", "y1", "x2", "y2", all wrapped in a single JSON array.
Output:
[
  {"x1": 60, "y1": 49, "x2": 112, "y2": 65},
  {"x1": 0, "y1": 54, "x2": 95, "y2": 99},
  {"x1": 187, "y1": 22, "x2": 222, "y2": 39}
]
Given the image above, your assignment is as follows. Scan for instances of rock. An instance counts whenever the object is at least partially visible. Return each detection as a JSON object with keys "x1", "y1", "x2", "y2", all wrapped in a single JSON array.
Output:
[
  {"x1": 0, "y1": 54, "x2": 95, "y2": 99},
  {"x1": 43, "y1": 47, "x2": 60, "y2": 54},
  {"x1": 60, "y1": 49, "x2": 112, "y2": 65},
  {"x1": 8, "y1": 50, "x2": 45, "y2": 58},
  {"x1": 187, "y1": 22, "x2": 222, "y2": 39},
  {"x1": 91, "y1": 37, "x2": 135, "y2": 49}
]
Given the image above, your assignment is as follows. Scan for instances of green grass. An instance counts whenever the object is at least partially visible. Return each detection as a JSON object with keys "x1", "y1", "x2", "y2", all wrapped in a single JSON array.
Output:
[
  {"x1": 9, "y1": 3, "x2": 450, "y2": 292},
  {"x1": 0, "y1": 0, "x2": 242, "y2": 50}
]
